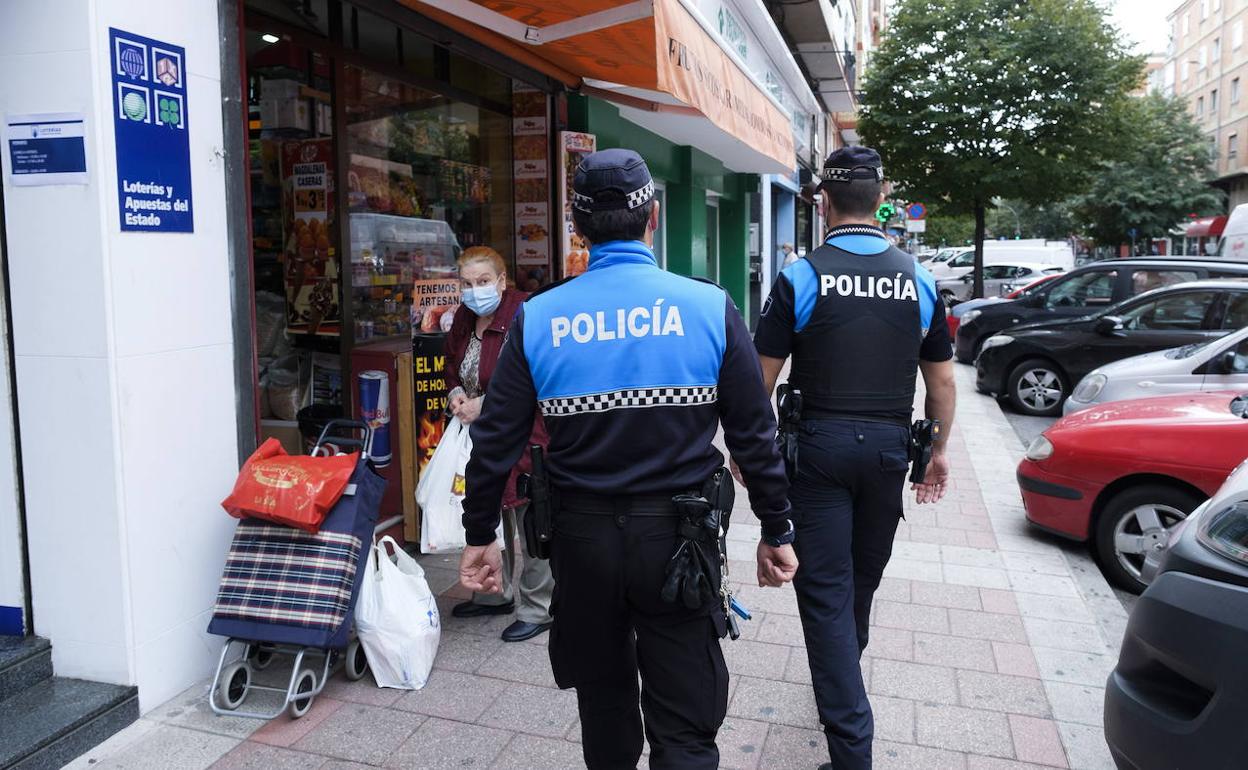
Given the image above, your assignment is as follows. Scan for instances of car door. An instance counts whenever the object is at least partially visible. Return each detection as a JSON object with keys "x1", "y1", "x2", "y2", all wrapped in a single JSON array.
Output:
[
  {"x1": 1200, "y1": 292, "x2": 1248, "y2": 392},
  {"x1": 979, "y1": 264, "x2": 1017, "y2": 298},
  {"x1": 1077, "y1": 290, "x2": 1228, "y2": 381}
]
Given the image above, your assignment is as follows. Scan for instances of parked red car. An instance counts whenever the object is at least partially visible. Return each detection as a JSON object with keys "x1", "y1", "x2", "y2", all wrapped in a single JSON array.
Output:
[{"x1": 1016, "y1": 390, "x2": 1248, "y2": 593}]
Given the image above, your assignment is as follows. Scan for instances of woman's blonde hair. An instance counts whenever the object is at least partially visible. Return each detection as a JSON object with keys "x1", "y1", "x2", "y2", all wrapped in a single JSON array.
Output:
[{"x1": 458, "y1": 246, "x2": 507, "y2": 281}]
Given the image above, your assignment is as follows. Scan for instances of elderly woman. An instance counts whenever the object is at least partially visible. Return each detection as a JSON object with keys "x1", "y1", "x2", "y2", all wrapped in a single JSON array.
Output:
[{"x1": 443, "y1": 246, "x2": 553, "y2": 642}]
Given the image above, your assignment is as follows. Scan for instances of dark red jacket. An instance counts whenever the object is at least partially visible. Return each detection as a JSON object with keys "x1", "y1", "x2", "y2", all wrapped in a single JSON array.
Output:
[{"x1": 444, "y1": 287, "x2": 548, "y2": 509}]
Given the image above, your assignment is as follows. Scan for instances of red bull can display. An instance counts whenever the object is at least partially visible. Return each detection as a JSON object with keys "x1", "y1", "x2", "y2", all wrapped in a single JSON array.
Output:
[{"x1": 358, "y1": 370, "x2": 392, "y2": 466}]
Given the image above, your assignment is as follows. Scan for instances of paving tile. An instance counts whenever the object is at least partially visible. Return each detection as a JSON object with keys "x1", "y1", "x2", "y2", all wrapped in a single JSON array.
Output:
[
  {"x1": 291, "y1": 703, "x2": 421, "y2": 765},
  {"x1": 318, "y1": 762, "x2": 374, "y2": 770},
  {"x1": 717, "y1": 717, "x2": 772, "y2": 770},
  {"x1": 944, "y1": 564, "x2": 1012, "y2": 590},
  {"x1": 433, "y1": 630, "x2": 507, "y2": 673},
  {"x1": 936, "y1": 512, "x2": 995, "y2": 532},
  {"x1": 722, "y1": 639, "x2": 796, "y2": 678},
  {"x1": 956, "y1": 670, "x2": 1051, "y2": 717},
  {"x1": 392, "y1": 669, "x2": 508, "y2": 722},
  {"x1": 948, "y1": 609, "x2": 1028, "y2": 644},
  {"x1": 490, "y1": 734, "x2": 586, "y2": 769},
  {"x1": 876, "y1": 577, "x2": 913, "y2": 602},
  {"x1": 913, "y1": 633, "x2": 997, "y2": 672},
  {"x1": 385, "y1": 716, "x2": 512, "y2": 768},
  {"x1": 883, "y1": 557, "x2": 945, "y2": 582},
  {"x1": 733, "y1": 584, "x2": 801, "y2": 616},
  {"x1": 1022, "y1": 617, "x2": 1109, "y2": 655},
  {"x1": 1001, "y1": 551, "x2": 1071, "y2": 577},
  {"x1": 755, "y1": 612, "x2": 808, "y2": 647},
  {"x1": 1057, "y1": 721, "x2": 1116, "y2": 770},
  {"x1": 727, "y1": 675, "x2": 819, "y2": 728},
  {"x1": 869, "y1": 659, "x2": 958, "y2": 704},
  {"x1": 876, "y1": 740, "x2": 969, "y2": 770},
  {"x1": 992, "y1": 642, "x2": 1041, "y2": 679},
  {"x1": 1032, "y1": 648, "x2": 1118, "y2": 688},
  {"x1": 1043, "y1": 681, "x2": 1105, "y2": 727},
  {"x1": 147, "y1": 683, "x2": 265, "y2": 740},
  {"x1": 893, "y1": 541, "x2": 943, "y2": 562},
  {"x1": 1008, "y1": 715, "x2": 1070, "y2": 767},
  {"x1": 980, "y1": 589, "x2": 1020, "y2": 616},
  {"x1": 1008, "y1": 571, "x2": 1080, "y2": 599},
  {"x1": 941, "y1": 545, "x2": 1006, "y2": 569},
  {"x1": 911, "y1": 581, "x2": 983, "y2": 610},
  {"x1": 478, "y1": 682, "x2": 580, "y2": 738},
  {"x1": 966, "y1": 758, "x2": 1058, "y2": 770},
  {"x1": 873, "y1": 695, "x2": 917, "y2": 744},
  {"x1": 902, "y1": 508, "x2": 940, "y2": 528},
  {"x1": 782, "y1": 646, "x2": 813, "y2": 685},
  {"x1": 1014, "y1": 594, "x2": 1097, "y2": 625},
  {"x1": 915, "y1": 701, "x2": 1014, "y2": 758},
  {"x1": 964, "y1": 531, "x2": 1000, "y2": 550},
  {"x1": 995, "y1": 534, "x2": 1061, "y2": 555},
  {"x1": 209, "y1": 743, "x2": 316, "y2": 770},
  {"x1": 250, "y1": 697, "x2": 345, "y2": 747},
  {"x1": 864, "y1": 626, "x2": 916, "y2": 661},
  {"x1": 319, "y1": 673, "x2": 404, "y2": 708},
  {"x1": 759, "y1": 723, "x2": 829, "y2": 769},
  {"x1": 906, "y1": 525, "x2": 970, "y2": 546},
  {"x1": 474, "y1": 635, "x2": 559, "y2": 687},
  {"x1": 874, "y1": 601, "x2": 950, "y2": 634},
  {"x1": 77, "y1": 723, "x2": 239, "y2": 770}
]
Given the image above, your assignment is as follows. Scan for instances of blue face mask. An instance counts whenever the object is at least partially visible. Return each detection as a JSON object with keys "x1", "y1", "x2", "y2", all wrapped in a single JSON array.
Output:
[{"x1": 462, "y1": 283, "x2": 502, "y2": 317}]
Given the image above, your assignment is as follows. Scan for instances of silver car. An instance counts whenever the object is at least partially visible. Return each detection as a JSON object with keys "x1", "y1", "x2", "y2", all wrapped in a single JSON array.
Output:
[
  {"x1": 1064, "y1": 323, "x2": 1248, "y2": 414},
  {"x1": 936, "y1": 262, "x2": 1064, "y2": 303}
]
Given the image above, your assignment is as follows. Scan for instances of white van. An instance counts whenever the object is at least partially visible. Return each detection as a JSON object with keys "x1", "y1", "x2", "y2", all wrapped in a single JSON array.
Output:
[
  {"x1": 1219, "y1": 203, "x2": 1248, "y2": 259},
  {"x1": 927, "y1": 242, "x2": 1074, "y2": 279}
]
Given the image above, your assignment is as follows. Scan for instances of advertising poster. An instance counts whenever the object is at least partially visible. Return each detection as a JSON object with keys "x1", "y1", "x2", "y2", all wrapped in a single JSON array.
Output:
[
  {"x1": 412, "y1": 335, "x2": 448, "y2": 476},
  {"x1": 559, "y1": 131, "x2": 597, "y2": 277},
  {"x1": 109, "y1": 28, "x2": 193, "y2": 231},
  {"x1": 515, "y1": 201, "x2": 551, "y2": 273},
  {"x1": 281, "y1": 138, "x2": 340, "y2": 336},
  {"x1": 411, "y1": 278, "x2": 461, "y2": 335},
  {"x1": 513, "y1": 82, "x2": 552, "y2": 290}
]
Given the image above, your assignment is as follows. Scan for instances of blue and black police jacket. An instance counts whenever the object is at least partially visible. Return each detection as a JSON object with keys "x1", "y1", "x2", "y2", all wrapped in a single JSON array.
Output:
[
  {"x1": 754, "y1": 225, "x2": 953, "y2": 425},
  {"x1": 461, "y1": 239, "x2": 791, "y2": 546}
]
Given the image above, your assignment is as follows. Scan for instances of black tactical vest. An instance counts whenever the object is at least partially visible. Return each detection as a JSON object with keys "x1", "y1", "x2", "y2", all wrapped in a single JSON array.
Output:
[{"x1": 790, "y1": 241, "x2": 924, "y2": 425}]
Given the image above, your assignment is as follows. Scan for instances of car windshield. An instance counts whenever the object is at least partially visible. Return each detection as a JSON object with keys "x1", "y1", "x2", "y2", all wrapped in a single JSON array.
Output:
[{"x1": 1166, "y1": 341, "x2": 1212, "y2": 359}]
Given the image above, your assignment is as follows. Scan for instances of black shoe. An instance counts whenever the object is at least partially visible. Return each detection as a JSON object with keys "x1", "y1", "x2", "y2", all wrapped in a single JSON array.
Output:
[
  {"x1": 451, "y1": 600, "x2": 515, "y2": 618},
  {"x1": 500, "y1": 620, "x2": 552, "y2": 642},
  {"x1": 818, "y1": 764, "x2": 834, "y2": 770}
]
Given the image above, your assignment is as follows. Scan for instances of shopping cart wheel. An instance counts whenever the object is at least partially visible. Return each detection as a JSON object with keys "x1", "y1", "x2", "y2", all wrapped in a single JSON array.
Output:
[
  {"x1": 288, "y1": 669, "x2": 317, "y2": 719},
  {"x1": 247, "y1": 644, "x2": 275, "y2": 671},
  {"x1": 344, "y1": 640, "x2": 368, "y2": 682},
  {"x1": 217, "y1": 661, "x2": 251, "y2": 711}
]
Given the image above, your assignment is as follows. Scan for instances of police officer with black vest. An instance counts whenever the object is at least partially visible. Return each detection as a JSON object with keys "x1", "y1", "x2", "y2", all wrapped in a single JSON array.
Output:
[
  {"x1": 749, "y1": 146, "x2": 957, "y2": 770},
  {"x1": 458, "y1": 148, "x2": 797, "y2": 770}
]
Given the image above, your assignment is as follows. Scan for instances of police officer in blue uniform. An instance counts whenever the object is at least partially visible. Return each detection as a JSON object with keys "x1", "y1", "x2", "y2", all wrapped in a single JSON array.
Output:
[
  {"x1": 458, "y1": 148, "x2": 798, "y2": 770},
  {"x1": 751, "y1": 146, "x2": 957, "y2": 770}
]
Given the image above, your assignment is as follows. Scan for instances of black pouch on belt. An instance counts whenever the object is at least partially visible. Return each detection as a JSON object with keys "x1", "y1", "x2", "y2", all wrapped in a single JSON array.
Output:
[{"x1": 660, "y1": 468, "x2": 734, "y2": 610}]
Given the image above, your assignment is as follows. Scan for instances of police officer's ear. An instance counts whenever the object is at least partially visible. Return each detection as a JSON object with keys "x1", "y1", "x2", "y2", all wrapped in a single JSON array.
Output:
[{"x1": 648, "y1": 199, "x2": 661, "y2": 234}]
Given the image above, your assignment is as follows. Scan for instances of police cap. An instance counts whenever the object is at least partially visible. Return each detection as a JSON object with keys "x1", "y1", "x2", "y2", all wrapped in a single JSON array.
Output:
[
  {"x1": 818, "y1": 145, "x2": 885, "y2": 188},
  {"x1": 572, "y1": 148, "x2": 655, "y2": 213}
]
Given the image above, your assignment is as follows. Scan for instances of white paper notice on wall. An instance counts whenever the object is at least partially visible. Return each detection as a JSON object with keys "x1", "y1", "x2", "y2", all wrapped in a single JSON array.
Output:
[{"x1": 4, "y1": 113, "x2": 88, "y2": 186}]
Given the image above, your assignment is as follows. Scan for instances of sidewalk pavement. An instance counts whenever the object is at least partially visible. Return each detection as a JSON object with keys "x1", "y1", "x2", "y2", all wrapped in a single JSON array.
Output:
[{"x1": 68, "y1": 364, "x2": 1125, "y2": 770}]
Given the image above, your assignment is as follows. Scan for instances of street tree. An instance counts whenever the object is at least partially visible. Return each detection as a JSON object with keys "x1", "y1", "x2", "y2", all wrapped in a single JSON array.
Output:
[
  {"x1": 1071, "y1": 94, "x2": 1224, "y2": 250},
  {"x1": 860, "y1": 0, "x2": 1141, "y2": 297}
]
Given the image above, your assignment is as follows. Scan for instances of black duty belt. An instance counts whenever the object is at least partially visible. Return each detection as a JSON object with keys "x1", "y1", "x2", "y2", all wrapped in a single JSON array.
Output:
[{"x1": 558, "y1": 490, "x2": 686, "y2": 517}]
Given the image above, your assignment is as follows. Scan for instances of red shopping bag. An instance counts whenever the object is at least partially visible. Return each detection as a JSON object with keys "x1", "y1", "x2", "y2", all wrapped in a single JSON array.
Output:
[{"x1": 221, "y1": 438, "x2": 359, "y2": 533}]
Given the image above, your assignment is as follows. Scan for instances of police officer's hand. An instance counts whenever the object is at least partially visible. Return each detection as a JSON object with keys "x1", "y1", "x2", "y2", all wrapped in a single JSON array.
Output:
[
  {"x1": 912, "y1": 451, "x2": 950, "y2": 504},
  {"x1": 458, "y1": 542, "x2": 504, "y2": 594},
  {"x1": 756, "y1": 541, "x2": 798, "y2": 587}
]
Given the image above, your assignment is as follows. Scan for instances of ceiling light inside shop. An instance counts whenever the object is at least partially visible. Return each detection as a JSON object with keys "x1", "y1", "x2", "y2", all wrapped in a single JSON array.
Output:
[{"x1": 261, "y1": 33, "x2": 280, "y2": 44}]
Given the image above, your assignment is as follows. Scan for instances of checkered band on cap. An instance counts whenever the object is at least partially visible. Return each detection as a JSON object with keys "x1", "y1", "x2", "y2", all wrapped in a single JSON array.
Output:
[
  {"x1": 571, "y1": 191, "x2": 596, "y2": 214},
  {"x1": 625, "y1": 180, "x2": 655, "y2": 209},
  {"x1": 821, "y1": 165, "x2": 885, "y2": 184},
  {"x1": 573, "y1": 181, "x2": 656, "y2": 213}
]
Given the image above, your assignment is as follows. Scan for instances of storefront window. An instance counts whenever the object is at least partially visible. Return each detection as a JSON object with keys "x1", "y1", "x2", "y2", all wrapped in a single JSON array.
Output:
[{"x1": 344, "y1": 64, "x2": 513, "y2": 340}]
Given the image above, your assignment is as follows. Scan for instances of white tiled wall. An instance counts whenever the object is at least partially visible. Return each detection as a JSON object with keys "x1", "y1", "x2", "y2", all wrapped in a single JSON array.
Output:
[{"x1": 1, "y1": 0, "x2": 240, "y2": 710}]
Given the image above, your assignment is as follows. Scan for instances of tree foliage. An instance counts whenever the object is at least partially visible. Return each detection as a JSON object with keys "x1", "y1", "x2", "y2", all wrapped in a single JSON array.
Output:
[
  {"x1": 861, "y1": 0, "x2": 1141, "y2": 295},
  {"x1": 1070, "y1": 94, "x2": 1224, "y2": 246}
]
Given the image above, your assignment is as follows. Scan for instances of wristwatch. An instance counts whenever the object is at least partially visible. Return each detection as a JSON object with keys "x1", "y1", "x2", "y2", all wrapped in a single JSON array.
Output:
[{"x1": 762, "y1": 519, "x2": 796, "y2": 547}]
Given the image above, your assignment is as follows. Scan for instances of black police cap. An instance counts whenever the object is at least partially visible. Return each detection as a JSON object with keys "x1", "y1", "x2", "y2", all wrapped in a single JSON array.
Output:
[
  {"x1": 572, "y1": 148, "x2": 655, "y2": 213},
  {"x1": 818, "y1": 145, "x2": 884, "y2": 186}
]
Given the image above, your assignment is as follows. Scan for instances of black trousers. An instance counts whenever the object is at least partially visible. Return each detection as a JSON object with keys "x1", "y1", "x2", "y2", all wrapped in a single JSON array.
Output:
[
  {"x1": 548, "y1": 493, "x2": 729, "y2": 770},
  {"x1": 790, "y1": 419, "x2": 909, "y2": 770}
]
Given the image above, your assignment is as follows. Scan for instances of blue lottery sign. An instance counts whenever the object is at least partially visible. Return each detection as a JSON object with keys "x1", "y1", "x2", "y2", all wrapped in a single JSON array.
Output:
[{"x1": 109, "y1": 28, "x2": 193, "y2": 232}]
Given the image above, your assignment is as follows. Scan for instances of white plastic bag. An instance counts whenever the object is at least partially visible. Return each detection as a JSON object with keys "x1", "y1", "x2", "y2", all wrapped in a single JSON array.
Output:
[
  {"x1": 354, "y1": 536, "x2": 441, "y2": 689},
  {"x1": 416, "y1": 416, "x2": 503, "y2": 554}
]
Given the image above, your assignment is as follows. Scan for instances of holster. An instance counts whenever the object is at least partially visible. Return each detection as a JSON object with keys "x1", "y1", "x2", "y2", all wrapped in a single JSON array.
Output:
[
  {"x1": 517, "y1": 445, "x2": 554, "y2": 559},
  {"x1": 661, "y1": 468, "x2": 735, "y2": 612},
  {"x1": 908, "y1": 419, "x2": 941, "y2": 484},
  {"x1": 776, "y1": 384, "x2": 803, "y2": 482}
]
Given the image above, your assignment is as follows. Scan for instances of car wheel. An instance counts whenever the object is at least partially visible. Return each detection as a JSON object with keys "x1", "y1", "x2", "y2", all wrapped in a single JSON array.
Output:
[
  {"x1": 1094, "y1": 485, "x2": 1200, "y2": 594},
  {"x1": 1005, "y1": 359, "x2": 1068, "y2": 416}
]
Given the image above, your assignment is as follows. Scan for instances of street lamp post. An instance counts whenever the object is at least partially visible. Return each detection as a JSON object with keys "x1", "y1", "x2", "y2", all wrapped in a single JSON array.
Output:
[{"x1": 993, "y1": 198, "x2": 1022, "y2": 239}]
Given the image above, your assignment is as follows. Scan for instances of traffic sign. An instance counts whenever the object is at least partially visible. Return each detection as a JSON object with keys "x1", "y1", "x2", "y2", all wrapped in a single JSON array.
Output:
[
  {"x1": 906, "y1": 203, "x2": 927, "y2": 220},
  {"x1": 906, "y1": 220, "x2": 926, "y2": 233}
]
